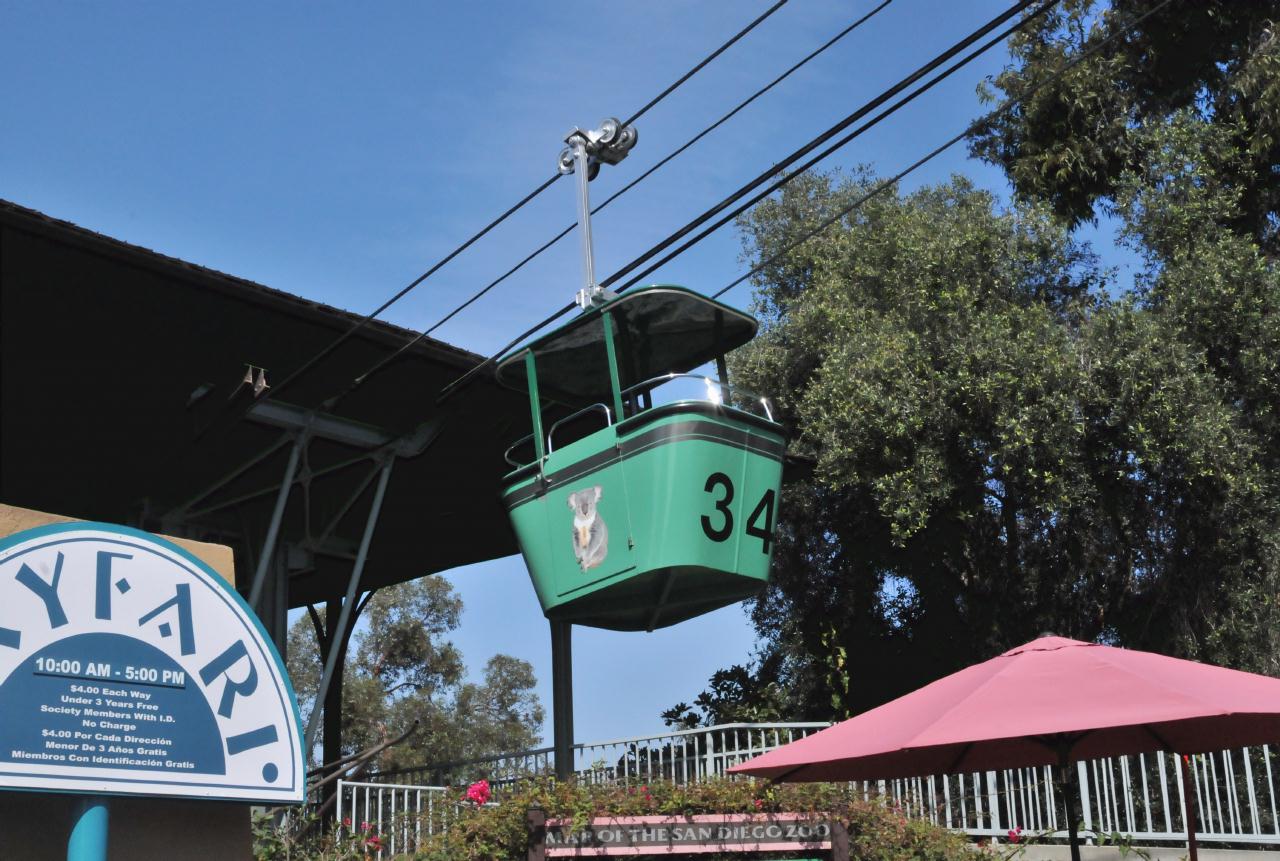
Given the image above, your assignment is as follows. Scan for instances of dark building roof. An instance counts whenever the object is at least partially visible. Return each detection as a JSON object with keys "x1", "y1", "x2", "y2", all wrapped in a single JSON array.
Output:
[{"x1": 0, "y1": 198, "x2": 529, "y2": 610}]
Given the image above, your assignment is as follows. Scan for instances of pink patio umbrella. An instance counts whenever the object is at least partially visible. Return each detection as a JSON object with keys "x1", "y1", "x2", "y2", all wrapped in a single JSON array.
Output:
[{"x1": 729, "y1": 636, "x2": 1280, "y2": 861}]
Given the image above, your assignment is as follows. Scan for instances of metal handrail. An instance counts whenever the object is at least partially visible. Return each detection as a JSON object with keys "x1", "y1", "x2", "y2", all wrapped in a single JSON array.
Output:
[
  {"x1": 504, "y1": 374, "x2": 777, "y2": 469},
  {"x1": 503, "y1": 434, "x2": 536, "y2": 468},
  {"x1": 503, "y1": 402, "x2": 614, "y2": 466},
  {"x1": 620, "y1": 372, "x2": 775, "y2": 422},
  {"x1": 370, "y1": 722, "x2": 830, "y2": 781},
  {"x1": 546, "y1": 402, "x2": 612, "y2": 453},
  {"x1": 335, "y1": 730, "x2": 1280, "y2": 854}
]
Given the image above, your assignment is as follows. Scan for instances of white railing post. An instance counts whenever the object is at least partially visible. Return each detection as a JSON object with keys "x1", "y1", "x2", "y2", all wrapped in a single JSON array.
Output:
[
  {"x1": 1158, "y1": 750, "x2": 1172, "y2": 835},
  {"x1": 1077, "y1": 760, "x2": 1092, "y2": 838},
  {"x1": 1265, "y1": 745, "x2": 1279, "y2": 836},
  {"x1": 319, "y1": 730, "x2": 1280, "y2": 851},
  {"x1": 1175, "y1": 752, "x2": 1189, "y2": 835},
  {"x1": 986, "y1": 771, "x2": 1001, "y2": 834},
  {"x1": 337, "y1": 779, "x2": 345, "y2": 834},
  {"x1": 1138, "y1": 753, "x2": 1152, "y2": 834}
]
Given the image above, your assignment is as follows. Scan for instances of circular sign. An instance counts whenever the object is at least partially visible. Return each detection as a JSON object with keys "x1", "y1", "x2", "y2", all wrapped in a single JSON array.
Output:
[{"x1": 0, "y1": 523, "x2": 304, "y2": 802}]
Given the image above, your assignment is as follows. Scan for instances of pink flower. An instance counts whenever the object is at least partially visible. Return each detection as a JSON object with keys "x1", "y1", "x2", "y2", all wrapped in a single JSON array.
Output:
[
  {"x1": 1008, "y1": 827, "x2": 1023, "y2": 844},
  {"x1": 360, "y1": 821, "x2": 371, "y2": 832},
  {"x1": 466, "y1": 779, "x2": 491, "y2": 806},
  {"x1": 366, "y1": 835, "x2": 382, "y2": 850},
  {"x1": 753, "y1": 799, "x2": 764, "y2": 810},
  {"x1": 342, "y1": 817, "x2": 351, "y2": 828}
]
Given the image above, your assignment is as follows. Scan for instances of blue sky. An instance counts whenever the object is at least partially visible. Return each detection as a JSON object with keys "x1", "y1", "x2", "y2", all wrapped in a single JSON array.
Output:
[{"x1": 1, "y1": 1, "x2": 1135, "y2": 747}]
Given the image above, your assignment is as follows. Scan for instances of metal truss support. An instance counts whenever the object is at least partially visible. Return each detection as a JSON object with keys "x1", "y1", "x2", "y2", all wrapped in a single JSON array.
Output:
[
  {"x1": 162, "y1": 433, "x2": 291, "y2": 527},
  {"x1": 307, "y1": 461, "x2": 383, "y2": 554},
  {"x1": 550, "y1": 620, "x2": 574, "y2": 781},
  {"x1": 304, "y1": 456, "x2": 395, "y2": 754},
  {"x1": 184, "y1": 413, "x2": 442, "y2": 521},
  {"x1": 247, "y1": 433, "x2": 305, "y2": 612}
]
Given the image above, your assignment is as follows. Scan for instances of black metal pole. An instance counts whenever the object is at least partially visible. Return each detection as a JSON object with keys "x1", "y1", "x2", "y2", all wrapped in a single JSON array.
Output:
[
  {"x1": 550, "y1": 620, "x2": 574, "y2": 781},
  {"x1": 526, "y1": 803, "x2": 547, "y2": 861},
  {"x1": 320, "y1": 595, "x2": 354, "y2": 818},
  {"x1": 1179, "y1": 753, "x2": 1200, "y2": 861},
  {"x1": 1058, "y1": 752, "x2": 1082, "y2": 861}
]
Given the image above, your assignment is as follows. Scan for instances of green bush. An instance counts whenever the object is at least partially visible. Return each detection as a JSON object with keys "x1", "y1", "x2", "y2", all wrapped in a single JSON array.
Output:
[
  {"x1": 413, "y1": 778, "x2": 974, "y2": 861},
  {"x1": 254, "y1": 779, "x2": 984, "y2": 860},
  {"x1": 253, "y1": 808, "x2": 393, "y2": 861}
]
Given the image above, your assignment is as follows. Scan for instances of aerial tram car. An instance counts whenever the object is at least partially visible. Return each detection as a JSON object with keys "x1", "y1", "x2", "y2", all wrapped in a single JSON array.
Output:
[
  {"x1": 496, "y1": 117, "x2": 785, "y2": 633},
  {"x1": 497, "y1": 284, "x2": 785, "y2": 631}
]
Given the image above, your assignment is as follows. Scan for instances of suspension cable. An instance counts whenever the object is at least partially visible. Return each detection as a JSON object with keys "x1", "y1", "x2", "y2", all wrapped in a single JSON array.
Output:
[
  {"x1": 608, "y1": 3, "x2": 1054, "y2": 294},
  {"x1": 599, "y1": 0, "x2": 1045, "y2": 292},
  {"x1": 187, "y1": 0, "x2": 796, "y2": 448},
  {"x1": 336, "y1": 0, "x2": 894, "y2": 403},
  {"x1": 713, "y1": 0, "x2": 1176, "y2": 302},
  {"x1": 439, "y1": 0, "x2": 1049, "y2": 401},
  {"x1": 623, "y1": 0, "x2": 790, "y2": 127}
]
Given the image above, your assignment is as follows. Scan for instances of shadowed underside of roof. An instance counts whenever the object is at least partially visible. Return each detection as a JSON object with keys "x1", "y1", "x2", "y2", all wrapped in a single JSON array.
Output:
[{"x1": 0, "y1": 198, "x2": 531, "y2": 608}]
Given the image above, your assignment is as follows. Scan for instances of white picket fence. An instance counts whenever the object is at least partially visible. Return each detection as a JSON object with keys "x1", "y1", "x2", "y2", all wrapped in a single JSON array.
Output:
[
  {"x1": 370, "y1": 722, "x2": 830, "y2": 788},
  {"x1": 336, "y1": 724, "x2": 1280, "y2": 856},
  {"x1": 875, "y1": 748, "x2": 1280, "y2": 845},
  {"x1": 335, "y1": 779, "x2": 467, "y2": 858}
]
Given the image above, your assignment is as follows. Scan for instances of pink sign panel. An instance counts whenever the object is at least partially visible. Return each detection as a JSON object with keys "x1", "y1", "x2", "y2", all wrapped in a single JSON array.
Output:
[{"x1": 541, "y1": 812, "x2": 838, "y2": 857}]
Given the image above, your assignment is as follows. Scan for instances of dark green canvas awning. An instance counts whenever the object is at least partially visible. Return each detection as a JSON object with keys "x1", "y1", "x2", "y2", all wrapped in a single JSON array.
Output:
[{"x1": 495, "y1": 286, "x2": 757, "y2": 407}]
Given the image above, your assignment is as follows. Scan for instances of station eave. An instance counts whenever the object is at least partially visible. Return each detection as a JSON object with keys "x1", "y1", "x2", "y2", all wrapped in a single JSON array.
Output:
[{"x1": 0, "y1": 198, "x2": 526, "y2": 608}]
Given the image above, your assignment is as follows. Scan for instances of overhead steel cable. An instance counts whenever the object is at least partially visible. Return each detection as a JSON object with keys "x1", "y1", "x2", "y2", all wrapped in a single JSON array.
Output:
[
  {"x1": 608, "y1": 8, "x2": 1053, "y2": 293},
  {"x1": 622, "y1": 0, "x2": 790, "y2": 127},
  {"x1": 337, "y1": 0, "x2": 894, "y2": 403},
  {"x1": 712, "y1": 0, "x2": 1177, "y2": 303},
  {"x1": 184, "y1": 1, "x2": 794, "y2": 447},
  {"x1": 263, "y1": 0, "x2": 788, "y2": 408},
  {"x1": 598, "y1": 0, "x2": 1045, "y2": 292},
  {"x1": 255, "y1": 173, "x2": 560, "y2": 410},
  {"x1": 439, "y1": 0, "x2": 1049, "y2": 401}
]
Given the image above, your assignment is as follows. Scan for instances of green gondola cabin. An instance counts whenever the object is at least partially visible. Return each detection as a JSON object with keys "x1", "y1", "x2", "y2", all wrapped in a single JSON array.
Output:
[{"x1": 497, "y1": 285, "x2": 785, "y2": 631}]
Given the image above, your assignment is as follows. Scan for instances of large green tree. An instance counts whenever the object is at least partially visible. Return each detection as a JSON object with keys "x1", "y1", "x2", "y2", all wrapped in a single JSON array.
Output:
[
  {"x1": 970, "y1": 0, "x2": 1280, "y2": 670},
  {"x1": 671, "y1": 0, "x2": 1280, "y2": 728},
  {"x1": 288, "y1": 577, "x2": 544, "y2": 772},
  {"x1": 668, "y1": 167, "x2": 1277, "y2": 727},
  {"x1": 969, "y1": 0, "x2": 1280, "y2": 253}
]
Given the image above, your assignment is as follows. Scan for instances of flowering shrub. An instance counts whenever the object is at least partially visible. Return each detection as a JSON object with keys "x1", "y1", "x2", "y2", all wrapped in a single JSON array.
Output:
[
  {"x1": 465, "y1": 779, "x2": 492, "y2": 806},
  {"x1": 252, "y1": 810, "x2": 389, "y2": 861},
  {"x1": 255, "y1": 779, "x2": 981, "y2": 860},
  {"x1": 413, "y1": 778, "x2": 974, "y2": 861}
]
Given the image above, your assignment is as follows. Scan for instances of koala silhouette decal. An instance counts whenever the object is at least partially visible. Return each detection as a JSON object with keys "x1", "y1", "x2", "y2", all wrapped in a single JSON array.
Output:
[{"x1": 567, "y1": 485, "x2": 608, "y2": 571}]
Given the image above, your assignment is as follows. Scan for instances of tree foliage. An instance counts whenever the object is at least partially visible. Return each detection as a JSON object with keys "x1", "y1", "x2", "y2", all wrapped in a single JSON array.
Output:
[
  {"x1": 669, "y1": 0, "x2": 1280, "y2": 728},
  {"x1": 969, "y1": 0, "x2": 1280, "y2": 254},
  {"x1": 288, "y1": 577, "x2": 543, "y2": 772},
  {"x1": 670, "y1": 159, "x2": 1279, "y2": 724}
]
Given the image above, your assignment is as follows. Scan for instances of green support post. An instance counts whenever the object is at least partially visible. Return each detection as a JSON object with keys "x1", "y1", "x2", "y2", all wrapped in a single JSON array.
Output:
[
  {"x1": 601, "y1": 312, "x2": 626, "y2": 421},
  {"x1": 526, "y1": 351, "x2": 545, "y2": 461}
]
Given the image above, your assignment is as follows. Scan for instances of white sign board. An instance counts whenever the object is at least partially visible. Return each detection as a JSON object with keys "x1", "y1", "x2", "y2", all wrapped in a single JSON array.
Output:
[{"x1": 0, "y1": 523, "x2": 304, "y2": 802}]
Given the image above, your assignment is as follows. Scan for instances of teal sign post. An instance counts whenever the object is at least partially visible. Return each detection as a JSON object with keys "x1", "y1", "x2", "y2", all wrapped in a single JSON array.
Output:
[{"x1": 0, "y1": 523, "x2": 305, "y2": 860}]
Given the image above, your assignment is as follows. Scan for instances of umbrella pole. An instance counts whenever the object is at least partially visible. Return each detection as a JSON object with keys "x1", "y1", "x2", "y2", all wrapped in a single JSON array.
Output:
[
  {"x1": 1178, "y1": 753, "x2": 1200, "y2": 861},
  {"x1": 1058, "y1": 752, "x2": 1082, "y2": 861}
]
